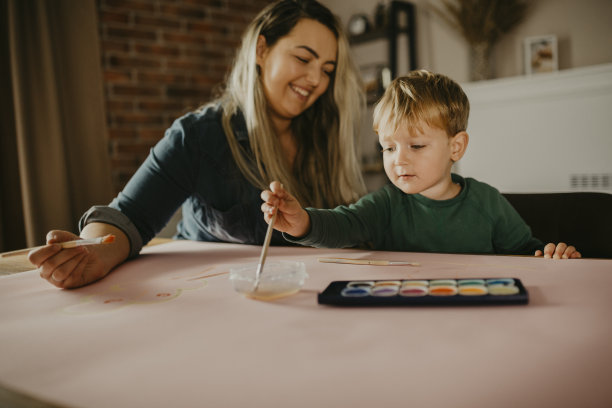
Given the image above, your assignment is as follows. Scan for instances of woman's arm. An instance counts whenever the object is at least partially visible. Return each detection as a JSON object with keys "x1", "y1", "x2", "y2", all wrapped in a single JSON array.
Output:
[{"x1": 29, "y1": 222, "x2": 130, "y2": 289}]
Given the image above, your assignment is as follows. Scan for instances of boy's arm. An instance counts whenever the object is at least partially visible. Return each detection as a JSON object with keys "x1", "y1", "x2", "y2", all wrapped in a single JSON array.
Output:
[
  {"x1": 492, "y1": 194, "x2": 544, "y2": 255},
  {"x1": 285, "y1": 190, "x2": 390, "y2": 249},
  {"x1": 495, "y1": 195, "x2": 581, "y2": 258},
  {"x1": 262, "y1": 182, "x2": 389, "y2": 249},
  {"x1": 283, "y1": 207, "x2": 374, "y2": 248}
]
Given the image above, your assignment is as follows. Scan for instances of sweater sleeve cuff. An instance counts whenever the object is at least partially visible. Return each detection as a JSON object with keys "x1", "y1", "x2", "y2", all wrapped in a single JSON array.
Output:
[
  {"x1": 281, "y1": 208, "x2": 323, "y2": 247},
  {"x1": 78, "y1": 206, "x2": 143, "y2": 259}
]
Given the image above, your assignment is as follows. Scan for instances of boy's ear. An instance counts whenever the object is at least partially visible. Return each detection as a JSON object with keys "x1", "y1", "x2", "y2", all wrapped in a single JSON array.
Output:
[
  {"x1": 450, "y1": 131, "x2": 469, "y2": 162},
  {"x1": 256, "y1": 35, "x2": 267, "y2": 65}
]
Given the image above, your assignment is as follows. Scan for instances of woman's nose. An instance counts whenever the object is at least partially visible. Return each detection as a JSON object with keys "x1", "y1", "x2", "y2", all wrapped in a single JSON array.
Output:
[{"x1": 306, "y1": 65, "x2": 321, "y2": 87}]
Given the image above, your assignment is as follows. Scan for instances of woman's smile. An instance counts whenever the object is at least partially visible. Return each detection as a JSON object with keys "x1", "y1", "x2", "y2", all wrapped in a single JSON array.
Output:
[{"x1": 290, "y1": 84, "x2": 311, "y2": 99}]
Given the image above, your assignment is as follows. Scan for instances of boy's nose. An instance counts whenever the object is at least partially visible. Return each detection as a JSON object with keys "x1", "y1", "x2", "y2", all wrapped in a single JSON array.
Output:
[{"x1": 394, "y1": 148, "x2": 410, "y2": 164}]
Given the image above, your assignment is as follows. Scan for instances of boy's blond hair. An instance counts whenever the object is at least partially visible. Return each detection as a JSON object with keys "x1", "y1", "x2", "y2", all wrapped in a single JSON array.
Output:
[{"x1": 373, "y1": 70, "x2": 469, "y2": 137}]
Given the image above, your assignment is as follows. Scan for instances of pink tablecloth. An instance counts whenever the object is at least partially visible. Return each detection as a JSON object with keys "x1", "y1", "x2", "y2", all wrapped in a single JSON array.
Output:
[{"x1": 1, "y1": 241, "x2": 611, "y2": 408}]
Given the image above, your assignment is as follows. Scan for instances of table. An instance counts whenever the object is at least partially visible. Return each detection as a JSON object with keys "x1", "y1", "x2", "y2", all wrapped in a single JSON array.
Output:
[{"x1": 1, "y1": 240, "x2": 611, "y2": 408}]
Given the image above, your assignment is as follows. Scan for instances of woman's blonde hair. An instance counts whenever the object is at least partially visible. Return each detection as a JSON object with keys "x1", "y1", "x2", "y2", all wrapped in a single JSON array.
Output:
[
  {"x1": 216, "y1": 0, "x2": 366, "y2": 207},
  {"x1": 373, "y1": 70, "x2": 470, "y2": 138}
]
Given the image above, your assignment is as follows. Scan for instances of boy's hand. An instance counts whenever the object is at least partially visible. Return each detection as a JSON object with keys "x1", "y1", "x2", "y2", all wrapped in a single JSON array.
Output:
[
  {"x1": 535, "y1": 242, "x2": 581, "y2": 259},
  {"x1": 261, "y1": 181, "x2": 311, "y2": 238}
]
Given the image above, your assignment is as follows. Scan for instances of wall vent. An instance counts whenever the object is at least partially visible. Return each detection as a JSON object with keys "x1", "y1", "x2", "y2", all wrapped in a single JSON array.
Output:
[{"x1": 569, "y1": 173, "x2": 612, "y2": 191}]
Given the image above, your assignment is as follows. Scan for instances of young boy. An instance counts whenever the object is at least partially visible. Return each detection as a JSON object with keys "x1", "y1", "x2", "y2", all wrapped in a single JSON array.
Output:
[{"x1": 261, "y1": 70, "x2": 581, "y2": 259}]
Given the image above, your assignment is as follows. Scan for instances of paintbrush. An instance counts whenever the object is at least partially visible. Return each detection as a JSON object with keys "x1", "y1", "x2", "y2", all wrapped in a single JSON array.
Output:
[
  {"x1": 318, "y1": 257, "x2": 420, "y2": 266},
  {"x1": 0, "y1": 234, "x2": 116, "y2": 258},
  {"x1": 253, "y1": 207, "x2": 277, "y2": 291}
]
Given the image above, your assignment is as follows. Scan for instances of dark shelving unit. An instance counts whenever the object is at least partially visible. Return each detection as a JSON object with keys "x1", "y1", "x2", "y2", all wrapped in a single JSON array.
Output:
[{"x1": 349, "y1": 1, "x2": 417, "y2": 79}]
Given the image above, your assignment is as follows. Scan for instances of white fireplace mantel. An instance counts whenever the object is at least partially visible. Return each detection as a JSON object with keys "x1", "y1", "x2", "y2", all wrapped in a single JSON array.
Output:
[{"x1": 459, "y1": 63, "x2": 612, "y2": 193}]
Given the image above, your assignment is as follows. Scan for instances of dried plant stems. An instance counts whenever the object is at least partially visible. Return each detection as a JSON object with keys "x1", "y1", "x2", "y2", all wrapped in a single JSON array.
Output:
[{"x1": 431, "y1": 0, "x2": 528, "y2": 46}]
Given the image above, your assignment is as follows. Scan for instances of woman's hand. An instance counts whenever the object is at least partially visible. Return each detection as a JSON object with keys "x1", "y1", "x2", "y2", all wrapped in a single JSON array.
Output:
[
  {"x1": 29, "y1": 224, "x2": 130, "y2": 289},
  {"x1": 261, "y1": 181, "x2": 311, "y2": 238},
  {"x1": 535, "y1": 242, "x2": 581, "y2": 259}
]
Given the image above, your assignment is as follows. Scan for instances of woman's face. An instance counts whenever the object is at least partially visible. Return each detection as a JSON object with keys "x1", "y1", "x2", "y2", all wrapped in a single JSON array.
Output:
[{"x1": 256, "y1": 18, "x2": 337, "y2": 128}]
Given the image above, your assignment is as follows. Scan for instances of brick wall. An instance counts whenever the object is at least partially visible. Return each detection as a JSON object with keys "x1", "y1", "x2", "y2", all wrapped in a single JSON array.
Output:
[{"x1": 98, "y1": 0, "x2": 271, "y2": 194}]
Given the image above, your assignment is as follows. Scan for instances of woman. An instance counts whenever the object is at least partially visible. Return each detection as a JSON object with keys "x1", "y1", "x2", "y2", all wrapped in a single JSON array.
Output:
[{"x1": 30, "y1": 0, "x2": 366, "y2": 288}]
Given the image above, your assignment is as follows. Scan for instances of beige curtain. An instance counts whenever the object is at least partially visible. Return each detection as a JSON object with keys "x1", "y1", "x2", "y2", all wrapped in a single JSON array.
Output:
[{"x1": 1, "y1": 0, "x2": 112, "y2": 251}]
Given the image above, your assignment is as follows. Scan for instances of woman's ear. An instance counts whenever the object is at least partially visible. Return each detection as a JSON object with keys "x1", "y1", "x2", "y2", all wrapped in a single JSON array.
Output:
[
  {"x1": 256, "y1": 35, "x2": 267, "y2": 65},
  {"x1": 450, "y1": 131, "x2": 469, "y2": 162}
]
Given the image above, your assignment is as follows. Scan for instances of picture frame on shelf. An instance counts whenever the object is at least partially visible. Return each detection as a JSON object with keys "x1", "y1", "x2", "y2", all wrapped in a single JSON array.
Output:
[{"x1": 524, "y1": 35, "x2": 558, "y2": 75}]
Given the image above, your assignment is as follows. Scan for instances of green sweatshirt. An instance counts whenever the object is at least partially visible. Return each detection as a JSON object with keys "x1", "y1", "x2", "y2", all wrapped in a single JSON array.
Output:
[{"x1": 288, "y1": 174, "x2": 543, "y2": 255}]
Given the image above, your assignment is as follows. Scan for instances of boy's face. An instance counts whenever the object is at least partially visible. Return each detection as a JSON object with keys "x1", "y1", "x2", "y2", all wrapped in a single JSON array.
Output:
[{"x1": 379, "y1": 121, "x2": 467, "y2": 200}]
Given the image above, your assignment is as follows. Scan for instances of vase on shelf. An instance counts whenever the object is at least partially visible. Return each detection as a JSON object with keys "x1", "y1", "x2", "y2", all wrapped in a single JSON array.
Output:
[{"x1": 469, "y1": 41, "x2": 493, "y2": 82}]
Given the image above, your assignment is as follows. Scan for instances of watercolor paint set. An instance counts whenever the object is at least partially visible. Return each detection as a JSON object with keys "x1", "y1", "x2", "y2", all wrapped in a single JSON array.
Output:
[{"x1": 317, "y1": 278, "x2": 528, "y2": 306}]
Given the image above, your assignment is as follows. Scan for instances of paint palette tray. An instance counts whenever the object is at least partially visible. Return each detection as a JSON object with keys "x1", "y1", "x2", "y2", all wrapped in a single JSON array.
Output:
[{"x1": 317, "y1": 278, "x2": 528, "y2": 306}]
